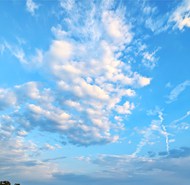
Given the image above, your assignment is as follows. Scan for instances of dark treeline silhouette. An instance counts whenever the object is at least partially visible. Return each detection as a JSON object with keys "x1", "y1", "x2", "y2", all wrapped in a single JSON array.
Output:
[{"x1": 0, "y1": 181, "x2": 20, "y2": 185}]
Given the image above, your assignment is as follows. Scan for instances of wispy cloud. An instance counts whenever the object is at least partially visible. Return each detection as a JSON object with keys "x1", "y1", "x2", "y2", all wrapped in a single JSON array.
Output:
[
  {"x1": 142, "y1": 48, "x2": 159, "y2": 69},
  {"x1": 2, "y1": 42, "x2": 28, "y2": 64},
  {"x1": 172, "y1": 110, "x2": 190, "y2": 124},
  {"x1": 169, "y1": 111, "x2": 190, "y2": 132},
  {"x1": 42, "y1": 156, "x2": 66, "y2": 162},
  {"x1": 133, "y1": 111, "x2": 170, "y2": 156},
  {"x1": 26, "y1": 0, "x2": 39, "y2": 15},
  {"x1": 167, "y1": 80, "x2": 190, "y2": 103},
  {"x1": 169, "y1": 0, "x2": 190, "y2": 30}
]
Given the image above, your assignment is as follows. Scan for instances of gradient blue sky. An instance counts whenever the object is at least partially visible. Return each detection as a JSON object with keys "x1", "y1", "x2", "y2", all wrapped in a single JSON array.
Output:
[{"x1": 0, "y1": 0, "x2": 190, "y2": 185}]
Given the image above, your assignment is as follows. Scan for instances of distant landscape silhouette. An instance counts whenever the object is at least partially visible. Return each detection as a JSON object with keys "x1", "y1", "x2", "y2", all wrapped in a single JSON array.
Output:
[{"x1": 0, "y1": 181, "x2": 20, "y2": 185}]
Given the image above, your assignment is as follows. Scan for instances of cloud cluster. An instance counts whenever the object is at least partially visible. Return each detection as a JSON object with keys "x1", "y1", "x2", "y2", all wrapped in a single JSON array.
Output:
[
  {"x1": 0, "y1": 0, "x2": 153, "y2": 146},
  {"x1": 0, "y1": 134, "x2": 59, "y2": 182},
  {"x1": 1, "y1": 141, "x2": 190, "y2": 185}
]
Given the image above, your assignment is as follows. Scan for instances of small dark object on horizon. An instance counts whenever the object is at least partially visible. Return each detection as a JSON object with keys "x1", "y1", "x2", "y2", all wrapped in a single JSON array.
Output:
[
  {"x1": 0, "y1": 181, "x2": 20, "y2": 185},
  {"x1": 0, "y1": 181, "x2": 11, "y2": 185}
]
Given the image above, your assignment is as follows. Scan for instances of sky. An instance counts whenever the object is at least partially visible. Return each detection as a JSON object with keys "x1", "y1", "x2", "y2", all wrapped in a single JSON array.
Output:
[{"x1": 0, "y1": 0, "x2": 190, "y2": 184}]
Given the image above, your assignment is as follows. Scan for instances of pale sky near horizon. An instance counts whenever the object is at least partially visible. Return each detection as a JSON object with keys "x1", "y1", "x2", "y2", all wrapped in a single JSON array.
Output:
[{"x1": 0, "y1": 0, "x2": 190, "y2": 185}]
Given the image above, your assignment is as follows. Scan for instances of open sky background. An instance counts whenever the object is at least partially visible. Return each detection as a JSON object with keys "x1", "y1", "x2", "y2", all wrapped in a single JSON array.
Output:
[{"x1": 0, "y1": 0, "x2": 190, "y2": 184}]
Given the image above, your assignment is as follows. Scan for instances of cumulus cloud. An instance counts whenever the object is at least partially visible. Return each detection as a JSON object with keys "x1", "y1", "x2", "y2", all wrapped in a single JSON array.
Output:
[
  {"x1": 49, "y1": 40, "x2": 73, "y2": 60},
  {"x1": 0, "y1": 1, "x2": 153, "y2": 147},
  {"x1": 35, "y1": 6, "x2": 150, "y2": 144},
  {"x1": 116, "y1": 101, "x2": 135, "y2": 115}
]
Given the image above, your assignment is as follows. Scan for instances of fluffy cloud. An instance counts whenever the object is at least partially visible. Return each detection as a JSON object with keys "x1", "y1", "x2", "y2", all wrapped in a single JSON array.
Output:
[
  {"x1": 169, "y1": 0, "x2": 190, "y2": 30},
  {"x1": 102, "y1": 10, "x2": 133, "y2": 45},
  {"x1": 36, "y1": 5, "x2": 151, "y2": 144},
  {"x1": 116, "y1": 101, "x2": 135, "y2": 115},
  {"x1": 0, "y1": 1, "x2": 153, "y2": 147},
  {"x1": 49, "y1": 40, "x2": 73, "y2": 60}
]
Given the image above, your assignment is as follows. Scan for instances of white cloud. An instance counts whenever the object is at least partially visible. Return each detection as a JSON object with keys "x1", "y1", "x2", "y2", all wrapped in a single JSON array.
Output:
[
  {"x1": 133, "y1": 73, "x2": 152, "y2": 87},
  {"x1": 170, "y1": 111, "x2": 190, "y2": 131},
  {"x1": 133, "y1": 111, "x2": 170, "y2": 156},
  {"x1": 116, "y1": 101, "x2": 135, "y2": 115},
  {"x1": 15, "y1": 82, "x2": 41, "y2": 100},
  {"x1": 49, "y1": 40, "x2": 73, "y2": 60},
  {"x1": 32, "y1": 2, "x2": 151, "y2": 145},
  {"x1": 60, "y1": 0, "x2": 75, "y2": 11},
  {"x1": 0, "y1": 136, "x2": 59, "y2": 182},
  {"x1": 51, "y1": 25, "x2": 68, "y2": 39},
  {"x1": 26, "y1": 0, "x2": 39, "y2": 15},
  {"x1": 89, "y1": 152, "x2": 190, "y2": 184},
  {"x1": 17, "y1": 130, "x2": 28, "y2": 136},
  {"x1": 102, "y1": 10, "x2": 133, "y2": 45},
  {"x1": 167, "y1": 80, "x2": 190, "y2": 103},
  {"x1": 145, "y1": 16, "x2": 169, "y2": 33},
  {"x1": 169, "y1": 0, "x2": 190, "y2": 30},
  {"x1": 2, "y1": 42, "x2": 28, "y2": 64},
  {"x1": 44, "y1": 143, "x2": 55, "y2": 151},
  {"x1": 142, "y1": 49, "x2": 159, "y2": 69},
  {"x1": 143, "y1": 5, "x2": 157, "y2": 15},
  {"x1": 137, "y1": 1, "x2": 169, "y2": 34},
  {"x1": 0, "y1": 88, "x2": 17, "y2": 110},
  {"x1": 0, "y1": 1, "x2": 153, "y2": 146},
  {"x1": 2, "y1": 147, "x2": 190, "y2": 185}
]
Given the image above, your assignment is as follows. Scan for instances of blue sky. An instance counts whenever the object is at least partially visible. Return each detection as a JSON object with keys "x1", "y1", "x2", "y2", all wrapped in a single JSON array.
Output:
[{"x1": 0, "y1": 0, "x2": 190, "y2": 184}]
